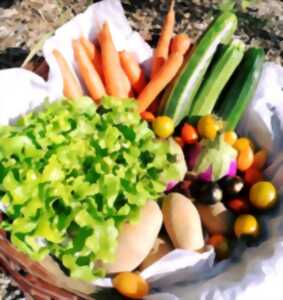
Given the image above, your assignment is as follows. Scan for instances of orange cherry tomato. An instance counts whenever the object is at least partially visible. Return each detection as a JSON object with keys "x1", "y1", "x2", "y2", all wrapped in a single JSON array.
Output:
[
  {"x1": 234, "y1": 214, "x2": 259, "y2": 238},
  {"x1": 244, "y1": 167, "x2": 263, "y2": 186},
  {"x1": 141, "y1": 111, "x2": 155, "y2": 122},
  {"x1": 252, "y1": 149, "x2": 268, "y2": 170},
  {"x1": 174, "y1": 136, "x2": 185, "y2": 148},
  {"x1": 113, "y1": 272, "x2": 150, "y2": 299},
  {"x1": 207, "y1": 234, "x2": 230, "y2": 260},
  {"x1": 234, "y1": 138, "x2": 252, "y2": 152},
  {"x1": 181, "y1": 123, "x2": 198, "y2": 144},
  {"x1": 226, "y1": 197, "x2": 250, "y2": 214},
  {"x1": 223, "y1": 131, "x2": 237, "y2": 146},
  {"x1": 237, "y1": 146, "x2": 254, "y2": 172}
]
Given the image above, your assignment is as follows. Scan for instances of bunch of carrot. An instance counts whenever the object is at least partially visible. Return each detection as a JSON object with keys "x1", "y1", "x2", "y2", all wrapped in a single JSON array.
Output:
[{"x1": 53, "y1": 0, "x2": 191, "y2": 113}]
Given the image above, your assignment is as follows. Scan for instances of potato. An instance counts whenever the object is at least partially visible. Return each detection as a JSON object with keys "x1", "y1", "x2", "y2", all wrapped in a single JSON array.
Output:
[
  {"x1": 104, "y1": 200, "x2": 163, "y2": 274},
  {"x1": 162, "y1": 193, "x2": 204, "y2": 251},
  {"x1": 139, "y1": 236, "x2": 173, "y2": 271},
  {"x1": 196, "y1": 202, "x2": 234, "y2": 234}
]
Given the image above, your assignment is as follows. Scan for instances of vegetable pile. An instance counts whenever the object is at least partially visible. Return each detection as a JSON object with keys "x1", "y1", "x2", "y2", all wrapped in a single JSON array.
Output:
[
  {"x1": 0, "y1": 0, "x2": 279, "y2": 299},
  {"x1": 0, "y1": 96, "x2": 183, "y2": 281},
  {"x1": 174, "y1": 115, "x2": 277, "y2": 261}
]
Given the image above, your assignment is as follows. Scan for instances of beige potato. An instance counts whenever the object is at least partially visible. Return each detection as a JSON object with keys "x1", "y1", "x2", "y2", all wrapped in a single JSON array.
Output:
[
  {"x1": 196, "y1": 202, "x2": 234, "y2": 235},
  {"x1": 139, "y1": 236, "x2": 173, "y2": 271},
  {"x1": 103, "y1": 200, "x2": 163, "y2": 274},
  {"x1": 162, "y1": 193, "x2": 204, "y2": 251}
]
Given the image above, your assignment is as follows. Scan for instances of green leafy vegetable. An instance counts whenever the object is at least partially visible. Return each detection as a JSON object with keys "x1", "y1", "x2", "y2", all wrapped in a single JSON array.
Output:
[{"x1": 0, "y1": 96, "x2": 183, "y2": 281}]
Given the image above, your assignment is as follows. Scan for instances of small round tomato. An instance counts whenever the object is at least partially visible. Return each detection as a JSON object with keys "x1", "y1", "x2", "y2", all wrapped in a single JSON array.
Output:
[
  {"x1": 244, "y1": 167, "x2": 263, "y2": 186},
  {"x1": 252, "y1": 149, "x2": 268, "y2": 170},
  {"x1": 226, "y1": 197, "x2": 250, "y2": 214},
  {"x1": 181, "y1": 123, "x2": 198, "y2": 144},
  {"x1": 197, "y1": 115, "x2": 220, "y2": 140},
  {"x1": 223, "y1": 131, "x2": 237, "y2": 146},
  {"x1": 207, "y1": 234, "x2": 230, "y2": 260},
  {"x1": 113, "y1": 272, "x2": 149, "y2": 299},
  {"x1": 234, "y1": 214, "x2": 259, "y2": 238},
  {"x1": 249, "y1": 181, "x2": 277, "y2": 210},
  {"x1": 237, "y1": 146, "x2": 254, "y2": 172},
  {"x1": 141, "y1": 111, "x2": 155, "y2": 122},
  {"x1": 234, "y1": 138, "x2": 253, "y2": 152},
  {"x1": 152, "y1": 116, "x2": 174, "y2": 138}
]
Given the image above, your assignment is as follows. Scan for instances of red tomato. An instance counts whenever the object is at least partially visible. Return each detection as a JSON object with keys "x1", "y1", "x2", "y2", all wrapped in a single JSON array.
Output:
[
  {"x1": 244, "y1": 167, "x2": 263, "y2": 186},
  {"x1": 181, "y1": 123, "x2": 198, "y2": 144},
  {"x1": 226, "y1": 197, "x2": 250, "y2": 214},
  {"x1": 207, "y1": 234, "x2": 230, "y2": 260}
]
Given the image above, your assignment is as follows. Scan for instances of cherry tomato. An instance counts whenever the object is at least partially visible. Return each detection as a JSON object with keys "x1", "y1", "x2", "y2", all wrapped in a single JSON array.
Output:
[
  {"x1": 226, "y1": 197, "x2": 250, "y2": 214},
  {"x1": 207, "y1": 234, "x2": 230, "y2": 260},
  {"x1": 252, "y1": 149, "x2": 268, "y2": 170},
  {"x1": 152, "y1": 116, "x2": 174, "y2": 138},
  {"x1": 244, "y1": 167, "x2": 263, "y2": 186},
  {"x1": 223, "y1": 131, "x2": 238, "y2": 146},
  {"x1": 181, "y1": 123, "x2": 198, "y2": 144},
  {"x1": 174, "y1": 136, "x2": 185, "y2": 148},
  {"x1": 249, "y1": 181, "x2": 277, "y2": 210},
  {"x1": 113, "y1": 272, "x2": 149, "y2": 299},
  {"x1": 234, "y1": 214, "x2": 259, "y2": 238},
  {"x1": 237, "y1": 146, "x2": 254, "y2": 172},
  {"x1": 234, "y1": 138, "x2": 252, "y2": 152},
  {"x1": 141, "y1": 111, "x2": 155, "y2": 122},
  {"x1": 197, "y1": 115, "x2": 221, "y2": 140}
]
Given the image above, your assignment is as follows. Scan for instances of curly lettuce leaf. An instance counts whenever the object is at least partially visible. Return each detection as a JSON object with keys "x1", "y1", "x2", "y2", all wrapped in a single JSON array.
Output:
[{"x1": 0, "y1": 96, "x2": 185, "y2": 281}]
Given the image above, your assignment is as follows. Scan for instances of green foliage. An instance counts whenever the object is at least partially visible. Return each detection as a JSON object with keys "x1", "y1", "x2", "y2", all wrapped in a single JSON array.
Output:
[{"x1": 0, "y1": 96, "x2": 182, "y2": 281}]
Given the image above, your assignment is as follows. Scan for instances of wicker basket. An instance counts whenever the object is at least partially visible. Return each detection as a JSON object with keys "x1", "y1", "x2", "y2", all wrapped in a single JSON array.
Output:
[{"x1": 0, "y1": 61, "x2": 97, "y2": 300}]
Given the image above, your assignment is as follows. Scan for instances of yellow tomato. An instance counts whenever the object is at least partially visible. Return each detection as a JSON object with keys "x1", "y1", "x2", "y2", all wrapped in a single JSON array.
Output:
[
  {"x1": 223, "y1": 131, "x2": 238, "y2": 146},
  {"x1": 234, "y1": 214, "x2": 259, "y2": 238},
  {"x1": 152, "y1": 116, "x2": 174, "y2": 138},
  {"x1": 113, "y1": 272, "x2": 149, "y2": 299},
  {"x1": 197, "y1": 115, "x2": 221, "y2": 140},
  {"x1": 249, "y1": 181, "x2": 277, "y2": 210}
]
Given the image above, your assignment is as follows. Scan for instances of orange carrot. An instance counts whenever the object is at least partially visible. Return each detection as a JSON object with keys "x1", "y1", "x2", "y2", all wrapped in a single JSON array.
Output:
[
  {"x1": 170, "y1": 33, "x2": 191, "y2": 55},
  {"x1": 99, "y1": 22, "x2": 128, "y2": 97},
  {"x1": 79, "y1": 35, "x2": 104, "y2": 80},
  {"x1": 138, "y1": 52, "x2": 183, "y2": 112},
  {"x1": 53, "y1": 49, "x2": 83, "y2": 99},
  {"x1": 151, "y1": 0, "x2": 175, "y2": 78},
  {"x1": 72, "y1": 39, "x2": 106, "y2": 102},
  {"x1": 121, "y1": 68, "x2": 133, "y2": 97},
  {"x1": 119, "y1": 51, "x2": 147, "y2": 93}
]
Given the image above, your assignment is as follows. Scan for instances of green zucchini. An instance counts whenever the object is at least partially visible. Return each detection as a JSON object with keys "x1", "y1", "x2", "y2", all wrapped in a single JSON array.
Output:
[
  {"x1": 215, "y1": 48, "x2": 265, "y2": 130},
  {"x1": 188, "y1": 39, "x2": 245, "y2": 121},
  {"x1": 160, "y1": 12, "x2": 238, "y2": 126}
]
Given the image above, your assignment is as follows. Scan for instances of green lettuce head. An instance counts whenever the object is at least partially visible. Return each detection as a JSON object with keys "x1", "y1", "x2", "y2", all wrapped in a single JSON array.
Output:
[{"x1": 0, "y1": 96, "x2": 186, "y2": 281}]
